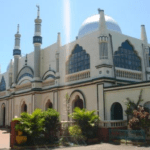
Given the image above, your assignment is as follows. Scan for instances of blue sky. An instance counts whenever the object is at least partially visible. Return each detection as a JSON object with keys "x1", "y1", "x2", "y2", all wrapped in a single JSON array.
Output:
[{"x1": 0, "y1": 0, "x2": 150, "y2": 73}]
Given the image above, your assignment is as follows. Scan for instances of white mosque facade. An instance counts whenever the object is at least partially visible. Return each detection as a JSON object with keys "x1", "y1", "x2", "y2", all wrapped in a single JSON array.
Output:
[{"x1": 1, "y1": 8, "x2": 150, "y2": 127}]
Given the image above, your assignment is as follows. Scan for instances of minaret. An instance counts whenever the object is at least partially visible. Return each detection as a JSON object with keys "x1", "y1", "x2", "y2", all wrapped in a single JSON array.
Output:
[
  {"x1": 141, "y1": 25, "x2": 149, "y2": 80},
  {"x1": 33, "y1": 5, "x2": 42, "y2": 81},
  {"x1": 96, "y1": 9, "x2": 114, "y2": 79},
  {"x1": 55, "y1": 33, "x2": 61, "y2": 85},
  {"x1": 98, "y1": 9, "x2": 108, "y2": 60},
  {"x1": 12, "y1": 24, "x2": 21, "y2": 87},
  {"x1": 56, "y1": 32, "x2": 61, "y2": 74}
]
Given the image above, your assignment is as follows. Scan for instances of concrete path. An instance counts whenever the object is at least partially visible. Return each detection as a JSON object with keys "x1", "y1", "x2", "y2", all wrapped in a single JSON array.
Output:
[
  {"x1": 38, "y1": 143, "x2": 150, "y2": 150},
  {"x1": 0, "y1": 128, "x2": 10, "y2": 150}
]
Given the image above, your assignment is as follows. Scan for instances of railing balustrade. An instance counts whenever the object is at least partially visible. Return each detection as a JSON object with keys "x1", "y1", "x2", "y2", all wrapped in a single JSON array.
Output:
[
  {"x1": 66, "y1": 70, "x2": 90, "y2": 82},
  {"x1": 116, "y1": 69, "x2": 142, "y2": 80}
]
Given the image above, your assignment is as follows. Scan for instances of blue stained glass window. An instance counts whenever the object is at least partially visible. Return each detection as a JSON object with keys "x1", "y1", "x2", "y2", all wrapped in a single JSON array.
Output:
[
  {"x1": 18, "y1": 73, "x2": 33, "y2": 81},
  {"x1": 0, "y1": 76, "x2": 6, "y2": 91},
  {"x1": 67, "y1": 44, "x2": 90, "y2": 74},
  {"x1": 114, "y1": 41, "x2": 142, "y2": 71}
]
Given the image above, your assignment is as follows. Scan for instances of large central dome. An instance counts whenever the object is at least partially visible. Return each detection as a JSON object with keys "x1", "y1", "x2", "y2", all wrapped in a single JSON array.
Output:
[{"x1": 78, "y1": 14, "x2": 122, "y2": 39}]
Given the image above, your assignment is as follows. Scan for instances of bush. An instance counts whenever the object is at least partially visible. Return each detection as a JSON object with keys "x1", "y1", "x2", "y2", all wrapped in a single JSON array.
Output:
[
  {"x1": 128, "y1": 105, "x2": 150, "y2": 134},
  {"x1": 42, "y1": 108, "x2": 60, "y2": 142},
  {"x1": 69, "y1": 125, "x2": 86, "y2": 141},
  {"x1": 14, "y1": 108, "x2": 60, "y2": 145},
  {"x1": 69, "y1": 107, "x2": 100, "y2": 139}
]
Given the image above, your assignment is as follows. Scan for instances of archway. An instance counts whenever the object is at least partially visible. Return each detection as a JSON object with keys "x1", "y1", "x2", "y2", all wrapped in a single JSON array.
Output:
[
  {"x1": 45, "y1": 100, "x2": 53, "y2": 110},
  {"x1": 21, "y1": 101, "x2": 27, "y2": 113},
  {"x1": 2, "y1": 103, "x2": 5, "y2": 127},
  {"x1": 111, "y1": 102, "x2": 123, "y2": 120},
  {"x1": 72, "y1": 95, "x2": 83, "y2": 111}
]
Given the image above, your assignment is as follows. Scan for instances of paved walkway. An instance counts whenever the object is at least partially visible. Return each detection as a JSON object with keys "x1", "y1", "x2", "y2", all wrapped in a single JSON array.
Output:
[
  {"x1": 0, "y1": 128, "x2": 10, "y2": 150},
  {"x1": 39, "y1": 143, "x2": 150, "y2": 150}
]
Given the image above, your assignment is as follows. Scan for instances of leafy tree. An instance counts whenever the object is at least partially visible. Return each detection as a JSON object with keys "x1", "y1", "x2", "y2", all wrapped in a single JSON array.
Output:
[
  {"x1": 128, "y1": 105, "x2": 150, "y2": 136},
  {"x1": 69, "y1": 107, "x2": 100, "y2": 139}
]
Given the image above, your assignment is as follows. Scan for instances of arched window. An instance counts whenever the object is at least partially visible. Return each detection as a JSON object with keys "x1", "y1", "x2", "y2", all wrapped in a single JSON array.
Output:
[
  {"x1": 111, "y1": 102, "x2": 123, "y2": 120},
  {"x1": 21, "y1": 101, "x2": 27, "y2": 113},
  {"x1": 72, "y1": 95, "x2": 83, "y2": 111},
  {"x1": 114, "y1": 40, "x2": 141, "y2": 71},
  {"x1": 66, "y1": 44, "x2": 90, "y2": 74},
  {"x1": 0, "y1": 76, "x2": 6, "y2": 91},
  {"x1": 45, "y1": 100, "x2": 53, "y2": 110}
]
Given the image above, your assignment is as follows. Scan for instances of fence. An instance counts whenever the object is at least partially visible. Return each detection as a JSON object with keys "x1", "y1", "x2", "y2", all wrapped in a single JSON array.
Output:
[{"x1": 109, "y1": 129, "x2": 146, "y2": 143}]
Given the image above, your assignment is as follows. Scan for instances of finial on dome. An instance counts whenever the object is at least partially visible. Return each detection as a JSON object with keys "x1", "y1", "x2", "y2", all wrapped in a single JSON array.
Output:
[
  {"x1": 98, "y1": 8, "x2": 101, "y2": 14},
  {"x1": 17, "y1": 24, "x2": 19, "y2": 34},
  {"x1": 36, "y1": 5, "x2": 40, "y2": 18},
  {"x1": 98, "y1": 8, "x2": 104, "y2": 14}
]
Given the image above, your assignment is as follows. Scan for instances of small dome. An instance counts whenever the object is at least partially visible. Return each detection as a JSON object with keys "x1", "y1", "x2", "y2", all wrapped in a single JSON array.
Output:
[{"x1": 78, "y1": 14, "x2": 122, "y2": 39}]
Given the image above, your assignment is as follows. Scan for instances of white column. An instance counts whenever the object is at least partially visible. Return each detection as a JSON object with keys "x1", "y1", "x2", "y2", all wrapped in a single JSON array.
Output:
[{"x1": 98, "y1": 84, "x2": 104, "y2": 121}]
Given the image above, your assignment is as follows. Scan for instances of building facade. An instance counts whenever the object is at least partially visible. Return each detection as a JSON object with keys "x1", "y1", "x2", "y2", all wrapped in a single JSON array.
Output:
[{"x1": 0, "y1": 8, "x2": 150, "y2": 127}]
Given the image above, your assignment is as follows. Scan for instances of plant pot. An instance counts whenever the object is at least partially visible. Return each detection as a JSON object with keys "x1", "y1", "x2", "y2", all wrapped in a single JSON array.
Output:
[{"x1": 16, "y1": 136, "x2": 27, "y2": 145}]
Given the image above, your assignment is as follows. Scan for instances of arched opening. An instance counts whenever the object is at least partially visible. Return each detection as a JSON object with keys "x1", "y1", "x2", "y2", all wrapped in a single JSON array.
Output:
[
  {"x1": 72, "y1": 95, "x2": 83, "y2": 111},
  {"x1": 21, "y1": 101, "x2": 27, "y2": 113},
  {"x1": 144, "y1": 101, "x2": 150, "y2": 113},
  {"x1": 2, "y1": 103, "x2": 5, "y2": 127},
  {"x1": 45, "y1": 100, "x2": 53, "y2": 110},
  {"x1": 111, "y1": 102, "x2": 123, "y2": 120}
]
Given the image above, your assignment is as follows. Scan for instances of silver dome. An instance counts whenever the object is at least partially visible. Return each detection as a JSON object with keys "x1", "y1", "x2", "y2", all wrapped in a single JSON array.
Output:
[{"x1": 78, "y1": 14, "x2": 122, "y2": 38}]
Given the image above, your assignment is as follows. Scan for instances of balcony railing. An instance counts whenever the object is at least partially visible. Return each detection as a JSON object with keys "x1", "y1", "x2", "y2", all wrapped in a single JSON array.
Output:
[
  {"x1": 16, "y1": 83, "x2": 32, "y2": 92},
  {"x1": 0, "y1": 91, "x2": 6, "y2": 97},
  {"x1": 42, "y1": 79, "x2": 55, "y2": 87},
  {"x1": 116, "y1": 68, "x2": 142, "y2": 80},
  {"x1": 60, "y1": 120, "x2": 127, "y2": 129},
  {"x1": 66, "y1": 69, "x2": 90, "y2": 82}
]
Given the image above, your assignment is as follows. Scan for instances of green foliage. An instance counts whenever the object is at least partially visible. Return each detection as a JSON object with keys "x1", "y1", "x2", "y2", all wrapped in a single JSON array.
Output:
[
  {"x1": 128, "y1": 105, "x2": 150, "y2": 134},
  {"x1": 43, "y1": 108, "x2": 60, "y2": 132},
  {"x1": 125, "y1": 90, "x2": 143, "y2": 117},
  {"x1": 14, "y1": 108, "x2": 60, "y2": 144},
  {"x1": 69, "y1": 125, "x2": 86, "y2": 140},
  {"x1": 69, "y1": 107, "x2": 100, "y2": 139},
  {"x1": 15, "y1": 109, "x2": 44, "y2": 139}
]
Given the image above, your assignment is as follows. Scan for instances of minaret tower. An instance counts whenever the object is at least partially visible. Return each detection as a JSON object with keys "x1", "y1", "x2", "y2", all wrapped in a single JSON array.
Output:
[
  {"x1": 12, "y1": 24, "x2": 21, "y2": 87},
  {"x1": 55, "y1": 32, "x2": 61, "y2": 85},
  {"x1": 33, "y1": 5, "x2": 42, "y2": 81},
  {"x1": 96, "y1": 9, "x2": 114, "y2": 78},
  {"x1": 141, "y1": 25, "x2": 150, "y2": 80}
]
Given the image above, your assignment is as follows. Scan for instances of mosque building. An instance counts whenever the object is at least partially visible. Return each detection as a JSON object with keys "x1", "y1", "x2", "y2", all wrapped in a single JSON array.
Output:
[{"x1": 0, "y1": 7, "x2": 150, "y2": 127}]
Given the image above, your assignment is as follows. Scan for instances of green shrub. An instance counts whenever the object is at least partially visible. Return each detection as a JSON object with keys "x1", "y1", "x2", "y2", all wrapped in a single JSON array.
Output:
[
  {"x1": 69, "y1": 107, "x2": 100, "y2": 139},
  {"x1": 13, "y1": 108, "x2": 60, "y2": 144},
  {"x1": 69, "y1": 125, "x2": 86, "y2": 140}
]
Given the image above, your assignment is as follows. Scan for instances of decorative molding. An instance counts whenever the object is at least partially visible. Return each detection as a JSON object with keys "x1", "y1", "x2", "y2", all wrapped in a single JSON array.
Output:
[{"x1": 95, "y1": 64, "x2": 112, "y2": 69}]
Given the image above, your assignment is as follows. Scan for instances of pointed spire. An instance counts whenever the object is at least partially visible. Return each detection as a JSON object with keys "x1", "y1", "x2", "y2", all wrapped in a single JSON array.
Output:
[
  {"x1": 98, "y1": 8, "x2": 107, "y2": 36},
  {"x1": 141, "y1": 25, "x2": 148, "y2": 44},
  {"x1": 17, "y1": 24, "x2": 19, "y2": 34},
  {"x1": 36, "y1": 5, "x2": 40, "y2": 19},
  {"x1": 57, "y1": 32, "x2": 61, "y2": 47}
]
